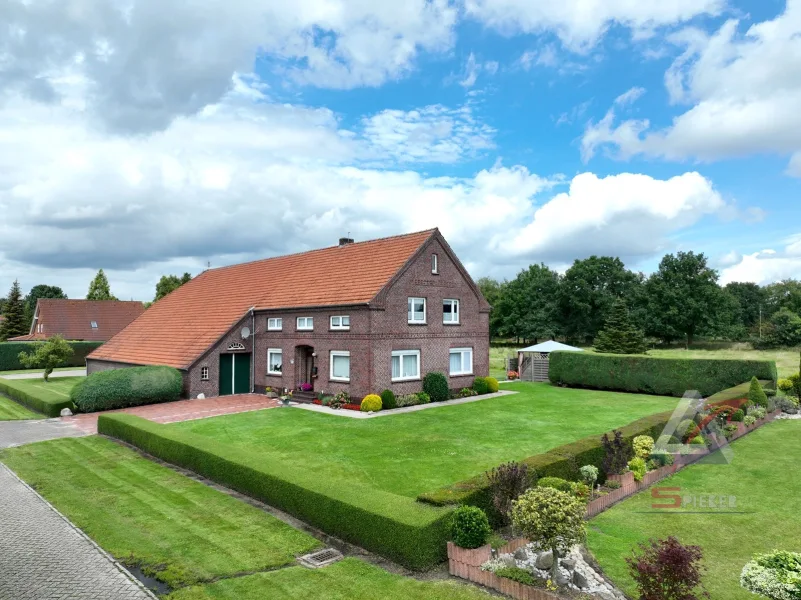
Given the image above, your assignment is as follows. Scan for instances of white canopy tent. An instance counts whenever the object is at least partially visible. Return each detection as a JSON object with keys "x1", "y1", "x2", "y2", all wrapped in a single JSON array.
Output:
[{"x1": 517, "y1": 341, "x2": 583, "y2": 382}]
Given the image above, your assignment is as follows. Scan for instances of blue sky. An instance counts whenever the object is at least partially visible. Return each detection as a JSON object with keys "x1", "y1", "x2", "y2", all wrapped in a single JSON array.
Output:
[{"x1": 1, "y1": 0, "x2": 800, "y2": 300}]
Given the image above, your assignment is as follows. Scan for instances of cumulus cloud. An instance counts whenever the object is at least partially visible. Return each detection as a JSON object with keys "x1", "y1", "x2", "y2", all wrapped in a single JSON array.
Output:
[
  {"x1": 464, "y1": 0, "x2": 724, "y2": 51},
  {"x1": 720, "y1": 236, "x2": 801, "y2": 285},
  {"x1": 582, "y1": 1, "x2": 801, "y2": 173}
]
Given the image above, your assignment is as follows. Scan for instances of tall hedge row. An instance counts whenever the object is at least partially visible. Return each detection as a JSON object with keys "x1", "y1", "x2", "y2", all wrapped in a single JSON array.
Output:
[
  {"x1": 0, "y1": 380, "x2": 75, "y2": 417},
  {"x1": 548, "y1": 351, "x2": 777, "y2": 397},
  {"x1": 0, "y1": 341, "x2": 103, "y2": 371},
  {"x1": 98, "y1": 414, "x2": 452, "y2": 570},
  {"x1": 70, "y1": 366, "x2": 183, "y2": 412},
  {"x1": 418, "y1": 410, "x2": 674, "y2": 523}
]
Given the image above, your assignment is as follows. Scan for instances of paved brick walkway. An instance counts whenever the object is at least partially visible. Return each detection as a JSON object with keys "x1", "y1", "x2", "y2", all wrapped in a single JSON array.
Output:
[
  {"x1": 0, "y1": 463, "x2": 155, "y2": 600},
  {"x1": 63, "y1": 394, "x2": 280, "y2": 434}
]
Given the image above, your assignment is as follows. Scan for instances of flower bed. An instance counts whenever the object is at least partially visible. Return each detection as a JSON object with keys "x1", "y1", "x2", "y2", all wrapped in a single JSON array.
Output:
[{"x1": 312, "y1": 399, "x2": 361, "y2": 411}]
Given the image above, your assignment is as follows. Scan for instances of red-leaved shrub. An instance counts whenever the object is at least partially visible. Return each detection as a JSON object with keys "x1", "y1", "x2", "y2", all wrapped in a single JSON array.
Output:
[{"x1": 626, "y1": 536, "x2": 709, "y2": 600}]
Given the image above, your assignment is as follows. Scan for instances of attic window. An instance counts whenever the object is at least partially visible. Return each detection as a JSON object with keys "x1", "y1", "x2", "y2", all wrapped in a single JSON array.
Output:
[
  {"x1": 90, "y1": 321, "x2": 98, "y2": 329},
  {"x1": 432, "y1": 254, "x2": 438, "y2": 274},
  {"x1": 228, "y1": 342, "x2": 246, "y2": 351}
]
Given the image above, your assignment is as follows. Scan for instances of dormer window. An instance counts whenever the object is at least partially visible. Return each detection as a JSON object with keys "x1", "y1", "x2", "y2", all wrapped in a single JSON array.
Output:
[
  {"x1": 432, "y1": 254, "x2": 438, "y2": 274},
  {"x1": 90, "y1": 321, "x2": 98, "y2": 329}
]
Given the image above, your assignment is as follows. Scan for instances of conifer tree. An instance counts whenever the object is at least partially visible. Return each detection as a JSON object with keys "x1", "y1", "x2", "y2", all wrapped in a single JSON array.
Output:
[
  {"x1": 0, "y1": 280, "x2": 28, "y2": 340},
  {"x1": 86, "y1": 269, "x2": 118, "y2": 301},
  {"x1": 594, "y1": 299, "x2": 647, "y2": 354}
]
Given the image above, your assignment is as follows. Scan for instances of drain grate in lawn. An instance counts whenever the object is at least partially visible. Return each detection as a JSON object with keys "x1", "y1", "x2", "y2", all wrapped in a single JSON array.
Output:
[{"x1": 298, "y1": 548, "x2": 344, "y2": 569}]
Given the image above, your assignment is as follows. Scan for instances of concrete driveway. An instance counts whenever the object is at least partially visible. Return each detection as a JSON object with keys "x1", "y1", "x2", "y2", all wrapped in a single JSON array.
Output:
[{"x1": 0, "y1": 369, "x2": 86, "y2": 380}]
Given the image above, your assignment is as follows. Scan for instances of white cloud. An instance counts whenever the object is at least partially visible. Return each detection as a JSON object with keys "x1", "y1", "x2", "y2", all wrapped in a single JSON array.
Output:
[
  {"x1": 614, "y1": 87, "x2": 646, "y2": 106},
  {"x1": 582, "y1": 1, "x2": 801, "y2": 174},
  {"x1": 721, "y1": 237, "x2": 801, "y2": 285},
  {"x1": 464, "y1": 0, "x2": 724, "y2": 51},
  {"x1": 456, "y1": 53, "x2": 499, "y2": 88},
  {"x1": 359, "y1": 104, "x2": 496, "y2": 163}
]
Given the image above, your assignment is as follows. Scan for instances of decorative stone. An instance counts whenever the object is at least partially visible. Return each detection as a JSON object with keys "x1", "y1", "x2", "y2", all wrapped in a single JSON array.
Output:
[
  {"x1": 573, "y1": 570, "x2": 589, "y2": 588},
  {"x1": 535, "y1": 551, "x2": 553, "y2": 570},
  {"x1": 60, "y1": 408, "x2": 73, "y2": 417},
  {"x1": 561, "y1": 558, "x2": 576, "y2": 571},
  {"x1": 197, "y1": 393, "x2": 206, "y2": 399},
  {"x1": 513, "y1": 548, "x2": 528, "y2": 560},
  {"x1": 498, "y1": 554, "x2": 516, "y2": 568},
  {"x1": 555, "y1": 569, "x2": 570, "y2": 586}
]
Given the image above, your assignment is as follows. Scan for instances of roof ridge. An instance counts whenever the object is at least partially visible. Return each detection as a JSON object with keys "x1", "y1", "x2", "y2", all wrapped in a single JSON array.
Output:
[{"x1": 205, "y1": 228, "x2": 437, "y2": 275}]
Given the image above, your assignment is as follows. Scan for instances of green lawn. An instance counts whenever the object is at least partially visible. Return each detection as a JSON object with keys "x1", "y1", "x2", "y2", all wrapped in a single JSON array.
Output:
[
  {"x1": 0, "y1": 376, "x2": 81, "y2": 416},
  {"x1": 171, "y1": 382, "x2": 676, "y2": 498},
  {"x1": 2, "y1": 436, "x2": 494, "y2": 600},
  {"x1": 0, "y1": 395, "x2": 41, "y2": 420},
  {"x1": 167, "y1": 559, "x2": 491, "y2": 600},
  {"x1": 0, "y1": 437, "x2": 320, "y2": 588},
  {"x1": 588, "y1": 420, "x2": 801, "y2": 600}
]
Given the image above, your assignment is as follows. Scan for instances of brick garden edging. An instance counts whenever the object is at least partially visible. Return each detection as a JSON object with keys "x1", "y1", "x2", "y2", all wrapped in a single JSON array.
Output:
[
  {"x1": 585, "y1": 408, "x2": 782, "y2": 518},
  {"x1": 447, "y1": 540, "x2": 560, "y2": 600}
]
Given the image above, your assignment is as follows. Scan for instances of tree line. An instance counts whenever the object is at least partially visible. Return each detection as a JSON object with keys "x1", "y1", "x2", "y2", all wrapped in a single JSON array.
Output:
[{"x1": 477, "y1": 252, "x2": 801, "y2": 348}]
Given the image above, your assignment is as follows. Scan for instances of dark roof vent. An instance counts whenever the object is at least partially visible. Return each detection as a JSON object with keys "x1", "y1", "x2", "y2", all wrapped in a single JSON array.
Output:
[{"x1": 339, "y1": 237, "x2": 354, "y2": 246}]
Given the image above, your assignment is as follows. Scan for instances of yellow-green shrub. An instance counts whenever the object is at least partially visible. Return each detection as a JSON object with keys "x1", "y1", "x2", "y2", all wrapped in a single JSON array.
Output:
[
  {"x1": 632, "y1": 435, "x2": 654, "y2": 460},
  {"x1": 485, "y1": 377, "x2": 499, "y2": 393},
  {"x1": 360, "y1": 394, "x2": 382, "y2": 412}
]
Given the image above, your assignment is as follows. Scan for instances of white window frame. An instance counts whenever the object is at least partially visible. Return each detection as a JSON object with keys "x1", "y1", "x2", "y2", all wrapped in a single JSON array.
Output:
[
  {"x1": 330, "y1": 315, "x2": 350, "y2": 330},
  {"x1": 391, "y1": 349, "x2": 421, "y2": 382},
  {"x1": 296, "y1": 317, "x2": 314, "y2": 331},
  {"x1": 443, "y1": 299, "x2": 460, "y2": 325},
  {"x1": 432, "y1": 253, "x2": 439, "y2": 274},
  {"x1": 449, "y1": 348, "x2": 473, "y2": 376},
  {"x1": 267, "y1": 317, "x2": 282, "y2": 331},
  {"x1": 90, "y1": 321, "x2": 98, "y2": 329},
  {"x1": 408, "y1": 297, "x2": 426, "y2": 324},
  {"x1": 329, "y1": 351, "x2": 351, "y2": 382},
  {"x1": 37, "y1": 323, "x2": 43, "y2": 333},
  {"x1": 267, "y1": 348, "x2": 283, "y2": 375},
  {"x1": 201, "y1": 366, "x2": 209, "y2": 381}
]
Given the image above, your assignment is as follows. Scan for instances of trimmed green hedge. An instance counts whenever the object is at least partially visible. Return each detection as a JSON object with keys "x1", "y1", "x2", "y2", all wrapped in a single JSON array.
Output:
[
  {"x1": 71, "y1": 366, "x2": 182, "y2": 412},
  {"x1": 548, "y1": 351, "x2": 777, "y2": 397},
  {"x1": 98, "y1": 414, "x2": 452, "y2": 570},
  {"x1": 0, "y1": 380, "x2": 75, "y2": 417},
  {"x1": 0, "y1": 341, "x2": 103, "y2": 371},
  {"x1": 418, "y1": 410, "x2": 674, "y2": 521}
]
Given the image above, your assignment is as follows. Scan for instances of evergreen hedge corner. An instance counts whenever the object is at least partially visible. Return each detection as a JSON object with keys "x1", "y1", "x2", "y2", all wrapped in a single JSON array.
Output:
[
  {"x1": 548, "y1": 351, "x2": 777, "y2": 398},
  {"x1": 593, "y1": 299, "x2": 647, "y2": 355}
]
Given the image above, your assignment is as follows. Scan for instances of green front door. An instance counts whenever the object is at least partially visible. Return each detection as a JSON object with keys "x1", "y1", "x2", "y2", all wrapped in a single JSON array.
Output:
[
  {"x1": 219, "y1": 354, "x2": 233, "y2": 396},
  {"x1": 234, "y1": 353, "x2": 251, "y2": 394}
]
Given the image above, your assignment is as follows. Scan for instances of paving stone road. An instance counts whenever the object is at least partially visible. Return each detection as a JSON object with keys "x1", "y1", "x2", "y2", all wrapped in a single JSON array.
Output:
[{"x1": 0, "y1": 463, "x2": 155, "y2": 600}]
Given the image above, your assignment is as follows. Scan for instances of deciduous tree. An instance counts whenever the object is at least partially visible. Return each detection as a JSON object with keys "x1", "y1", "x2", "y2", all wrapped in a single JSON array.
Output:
[
  {"x1": 18, "y1": 335, "x2": 74, "y2": 381},
  {"x1": 24, "y1": 284, "x2": 67, "y2": 329},
  {"x1": 154, "y1": 272, "x2": 192, "y2": 302}
]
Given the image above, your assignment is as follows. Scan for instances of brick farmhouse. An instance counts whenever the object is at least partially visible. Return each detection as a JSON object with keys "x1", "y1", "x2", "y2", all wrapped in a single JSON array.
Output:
[
  {"x1": 87, "y1": 230, "x2": 490, "y2": 400},
  {"x1": 10, "y1": 299, "x2": 145, "y2": 342}
]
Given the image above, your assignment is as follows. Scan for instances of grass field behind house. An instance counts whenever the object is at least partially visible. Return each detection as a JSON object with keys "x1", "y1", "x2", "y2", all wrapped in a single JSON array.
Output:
[
  {"x1": 0, "y1": 366, "x2": 84, "y2": 376},
  {"x1": 171, "y1": 382, "x2": 676, "y2": 498},
  {"x1": 0, "y1": 396, "x2": 41, "y2": 420},
  {"x1": 588, "y1": 420, "x2": 801, "y2": 600},
  {"x1": 1, "y1": 437, "x2": 495, "y2": 600}
]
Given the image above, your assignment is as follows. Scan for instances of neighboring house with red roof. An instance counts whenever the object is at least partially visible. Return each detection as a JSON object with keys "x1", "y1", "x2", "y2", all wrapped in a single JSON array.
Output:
[
  {"x1": 87, "y1": 229, "x2": 490, "y2": 400},
  {"x1": 9, "y1": 299, "x2": 145, "y2": 342}
]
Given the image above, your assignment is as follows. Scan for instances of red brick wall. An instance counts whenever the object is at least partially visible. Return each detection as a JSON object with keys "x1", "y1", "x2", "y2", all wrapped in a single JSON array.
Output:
[{"x1": 187, "y1": 313, "x2": 255, "y2": 398}]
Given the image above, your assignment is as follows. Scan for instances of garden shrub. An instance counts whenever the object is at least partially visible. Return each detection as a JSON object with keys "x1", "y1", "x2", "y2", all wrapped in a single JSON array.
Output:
[
  {"x1": 602, "y1": 430, "x2": 632, "y2": 476},
  {"x1": 423, "y1": 372, "x2": 449, "y2": 403},
  {"x1": 632, "y1": 435, "x2": 654, "y2": 460},
  {"x1": 748, "y1": 376, "x2": 769, "y2": 408},
  {"x1": 379, "y1": 389, "x2": 397, "y2": 410},
  {"x1": 627, "y1": 537, "x2": 708, "y2": 600},
  {"x1": 486, "y1": 462, "x2": 531, "y2": 526},
  {"x1": 690, "y1": 435, "x2": 706, "y2": 445},
  {"x1": 740, "y1": 550, "x2": 801, "y2": 600},
  {"x1": 457, "y1": 387, "x2": 477, "y2": 398},
  {"x1": 485, "y1": 377, "x2": 499, "y2": 393},
  {"x1": 789, "y1": 373, "x2": 801, "y2": 399},
  {"x1": 723, "y1": 424, "x2": 738, "y2": 440},
  {"x1": 472, "y1": 376, "x2": 489, "y2": 395},
  {"x1": 732, "y1": 408, "x2": 745, "y2": 422},
  {"x1": 450, "y1": 506, "x2": 491, "y2": 549},
  {"x1": 628, "y1": 457, "x2": 646, "y2": 482},
  {"x1": 676, "y1": 419, "x2": 696, "y2": 438},
  {"x1": 648, "y1": 450, "x2": 674, "y2": 469},
  {"x1": 579, "y1": 465, "x2": 599, "y2": 488},
  {"x1": 493, "y1": 566, "x2": 539, "y2": 586},
  {"x1": 777, "y1": 378, "x2": 794, "y2": 393},
  {"x1": 538, "y1": 476, "x2": 573, "y2": 493},
  {"x1": 397, "y1": 393, "x2": 421, "y2": 407},
  {"x1": 360, "y1": 394, "x2": 382, "y2": 412},
  {"x1": 98, "y1": 414, "x2": 451, "y2": 569},
  {"x1": 70, "y1": 366, "x2": 182, "y2": 412},
  {"x1": 0, "y1": 341, "x2": 103, "y2": 371},
  {"x1": 417, "y1": 392, "x2": 431, "y2": 404},
  {"x1": 549, "y1": 351, "x2": 777, "y2": 397},
  {"x1": 743, "y1": 415, "x2": 757, "y2": 427}
]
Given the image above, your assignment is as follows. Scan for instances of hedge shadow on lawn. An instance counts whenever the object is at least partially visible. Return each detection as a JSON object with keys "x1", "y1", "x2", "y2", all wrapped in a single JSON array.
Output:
[{"x1": 98, "y1": 414, "x2": 453, "y2": 571}]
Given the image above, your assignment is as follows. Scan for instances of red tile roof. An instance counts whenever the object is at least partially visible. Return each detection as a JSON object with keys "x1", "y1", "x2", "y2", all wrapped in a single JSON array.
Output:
[
  {"x1": 89, "y1": 230, "x2": 436, "y2": 369},
  {"x1": 9, "y1": 299, "x2": 145, "y2": 342}
]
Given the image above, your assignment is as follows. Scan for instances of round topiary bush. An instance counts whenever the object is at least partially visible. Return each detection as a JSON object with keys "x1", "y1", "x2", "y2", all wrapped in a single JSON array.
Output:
[
  {"x1": 485, "y1": 377, "x2": 499, "y2": 393},
  {"x1": 380, "y1": 389, "x2": 397, "y2": 410},
  {"x1": 450, "y1": 505, "x2": 491, "y2": 549},
  {"x1": 472, "y1": 376, "x2": 489, "y2": 395},
  {"x1": 70, "y1": 366, "x2": 183, "y2": 413},
  {"x1": 423, "y1": 371, "x2": 449, "y2": 402},
  {"x1": 360, "y1": 394, "x2": 382, "y2": 412}
]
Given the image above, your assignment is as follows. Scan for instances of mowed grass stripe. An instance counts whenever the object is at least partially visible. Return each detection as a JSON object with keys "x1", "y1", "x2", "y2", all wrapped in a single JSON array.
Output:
[
  {"x1": 0, "y1": 437, "x2": 321, "y2": 588},
  {"x1": 0, "y1": 395, "x2": 41, "y2": 420},
  {"x1": 588, "y1": 420, "x2": 801, "y2": 600}
]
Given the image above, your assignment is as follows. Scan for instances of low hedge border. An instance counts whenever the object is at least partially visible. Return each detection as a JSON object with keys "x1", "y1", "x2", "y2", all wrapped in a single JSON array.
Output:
[
  {"x1": 0, "y1": 380, "x2": 75, "y2": 417},
  {"x1": 418, "y1": 410, "x2": 674, "y2": 521},
  {"x1": 549, "y1": 351, "x2": 777, "y2": 397},
  {"x1": 98, "y1": 414, "x2": 452, "y2": 570},
  {"x1": 0, "y1": 341, "x2": 103, "y2": 371}
]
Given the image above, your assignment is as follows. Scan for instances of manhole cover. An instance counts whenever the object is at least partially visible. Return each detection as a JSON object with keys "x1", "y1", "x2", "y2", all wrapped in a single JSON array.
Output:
[{"x1": 298, "y1": 548, "x2": 344, "y2": 568}]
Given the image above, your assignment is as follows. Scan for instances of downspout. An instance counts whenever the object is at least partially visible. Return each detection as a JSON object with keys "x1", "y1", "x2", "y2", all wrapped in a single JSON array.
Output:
[{"x1": 250, "y1": 307, "x2": 256, "y2": 393}]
